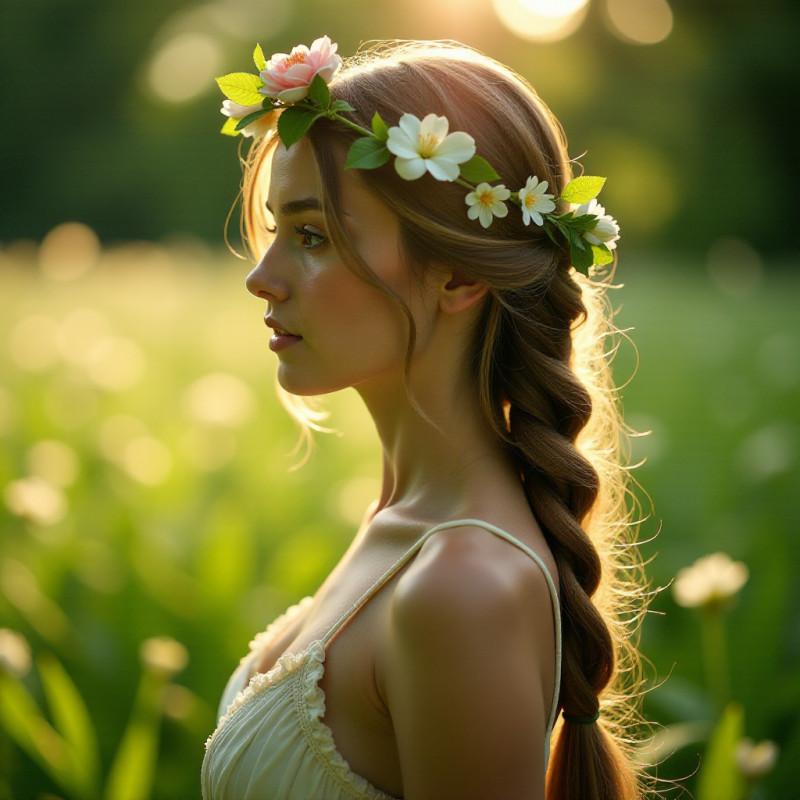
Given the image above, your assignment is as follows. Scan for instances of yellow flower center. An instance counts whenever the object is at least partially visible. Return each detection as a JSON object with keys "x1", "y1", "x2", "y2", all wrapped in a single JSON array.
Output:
[
  {"x1": 524, "y1": 194, "x2": 536, "y2": 209},
  {"x1": 479, "y1": 191, "x2": 494, "y2": 206},
  {"x1": 417, "y1": 133, "x2": 440, "y2": 158}
]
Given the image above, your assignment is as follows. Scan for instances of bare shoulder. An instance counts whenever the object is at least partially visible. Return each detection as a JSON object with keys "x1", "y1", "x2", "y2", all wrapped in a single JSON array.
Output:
[
  {"x1": 391, "y1": 523, "x2": 557, "y2": 636},
  {"x1": 379, "y1": 524, "x2": 557, "y2": 799}
]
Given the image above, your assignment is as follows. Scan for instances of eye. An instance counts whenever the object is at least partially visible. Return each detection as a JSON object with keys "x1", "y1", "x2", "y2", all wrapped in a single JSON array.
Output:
[
  {"x1": 294, "y1": 225, "x2": 326, "y2": 250},
  {"x1": 265, "y1": 222, "x2": 277, "y2": 234}
]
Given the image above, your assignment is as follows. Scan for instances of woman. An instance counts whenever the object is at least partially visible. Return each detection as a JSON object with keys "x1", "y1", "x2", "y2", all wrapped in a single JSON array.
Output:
[{"x1": 203, "y1": 38, "x2": 646, "y2": 799}]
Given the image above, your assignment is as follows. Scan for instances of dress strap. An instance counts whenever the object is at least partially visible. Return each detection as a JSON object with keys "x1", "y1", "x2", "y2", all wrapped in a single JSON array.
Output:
[{"x1": 319, "y1": 518, "x2": 563, "y2": 735}]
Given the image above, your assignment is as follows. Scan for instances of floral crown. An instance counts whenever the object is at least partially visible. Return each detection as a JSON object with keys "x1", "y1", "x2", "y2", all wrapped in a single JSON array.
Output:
[{"x1": 216, "y1": 37, "x2": 620, "y2": 275}]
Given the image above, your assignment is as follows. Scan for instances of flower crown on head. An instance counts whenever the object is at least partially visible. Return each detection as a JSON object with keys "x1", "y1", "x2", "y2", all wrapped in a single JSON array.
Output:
[{"x1": 216, "y1": 37, "x2": 620, "y2": 275}]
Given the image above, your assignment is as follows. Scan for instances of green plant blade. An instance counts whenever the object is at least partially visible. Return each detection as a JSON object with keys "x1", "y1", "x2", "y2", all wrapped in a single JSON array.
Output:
[
  {"x1": 696, "y1": 702, "x2": 745, "y2": 800},
  {"x1": 560, "y1": 175, "x2": 606, "y2": 205},
  {"x1": 39, "y1": 653, "x2": 100, "y2": 798},
  {"x1": 277, "y1": 106, "x2": 323, "y2": 150},
  {"x1": 344, "y1": 137, "x2": 390, "y2": 170},
  {"x1": 104, "y1": 672, "x2": 165, "y2": 800},
  {"x1": 0, "y1": 672, "x2": 72, "y2": 791}
]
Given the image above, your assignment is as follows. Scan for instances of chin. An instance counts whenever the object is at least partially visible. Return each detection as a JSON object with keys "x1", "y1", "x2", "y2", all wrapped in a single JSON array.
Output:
[{"x1": 276, "y1": 365, "x2": 348, "y2": 397}]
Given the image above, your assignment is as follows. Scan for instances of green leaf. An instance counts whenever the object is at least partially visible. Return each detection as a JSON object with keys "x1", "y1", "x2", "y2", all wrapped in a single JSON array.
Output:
[
  {"x1": 235, "y1": 109, "x2": 269, "y2": 131},
  {"x1": 261, "y1": 96, "x2": 277, "y2": 110},
  {"x1": 330, "y1": 99, "x2": 356, "y2": 113},
  {"x1": 570, "y1": 242, "x2": 593, "y2": 276},
  {"x1": 591, "y1": 244, "x2": 614, "y2": 267},
  {"x1": 215, "y1": 72, "x2": 264, "y2": 106},
  {"x1": 696, "y1": 703, "x2": 745, "y2": 800},
  {"x1": 560, "y1": 175, "x2": 606, "y2": 205},
  {"x1": 277, "y1": 106, "x2": 324, "y2": 149},
  {"x1": 371, "y1": 112, "x2": 389, "y2": 141},
  {"x1": 458, "y1": 155, "x2": 500, "y2": 184},
  {"x1": 220, "y1": 116, "x2": 240, "y2": 136},
  {"x1": 568, "y1": 213, "x2": 602, "y2": 232},
  {"x1": 39, "y1": 653, "x2": 100, "y2": 798},
  {"x1": 253, "y1": 44, "x2": 267, "y2": 72},
  {"x1": 308, "y1": 73, "x2": 331, "y2": 109},
  {"x1": 345, "y1": 137, "x2": 391, "y2": 170}
]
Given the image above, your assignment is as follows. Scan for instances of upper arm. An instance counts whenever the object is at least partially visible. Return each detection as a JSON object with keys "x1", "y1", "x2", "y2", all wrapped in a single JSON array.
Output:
[{"x1": 381, "y1": 529, "x2": 556, "y2": 800}]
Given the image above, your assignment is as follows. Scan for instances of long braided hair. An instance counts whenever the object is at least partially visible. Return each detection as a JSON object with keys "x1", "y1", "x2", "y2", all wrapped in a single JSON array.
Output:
[{"x1": 240, "y1": 41, "x2": 647, "y2": 799}]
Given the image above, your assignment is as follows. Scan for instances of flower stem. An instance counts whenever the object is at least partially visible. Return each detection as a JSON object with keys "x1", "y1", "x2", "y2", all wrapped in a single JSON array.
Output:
[
  {"x1": 329, "y1": 113, "x2": 374, "y2": 139},
  {"x1": 700, "y1": 606, "x2": 731, "y2": 716}
]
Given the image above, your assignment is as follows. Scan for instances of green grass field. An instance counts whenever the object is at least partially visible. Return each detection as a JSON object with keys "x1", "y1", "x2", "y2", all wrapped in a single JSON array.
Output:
[{"x1": 1, "y1": 238, "x2": 798, "y2": 799}]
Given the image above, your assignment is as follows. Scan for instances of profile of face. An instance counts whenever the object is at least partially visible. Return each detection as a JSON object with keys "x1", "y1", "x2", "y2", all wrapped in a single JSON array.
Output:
[{"x1": 245, "y1": 139, "x2": 443, "y2": 398}]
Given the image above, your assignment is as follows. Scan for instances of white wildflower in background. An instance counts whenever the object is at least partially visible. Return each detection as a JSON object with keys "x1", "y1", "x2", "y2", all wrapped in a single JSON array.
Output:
[
  {"x1": 736, "y1": 738, "x2": 779, "y2": 779},
  {"x1": 140, "y1": 636, "x2": 189, "y2": 678},
  {"x1": 672, "y1": 552, "x2": 749, "y2": 608},
  {"x1": 0, "y1": 628, "x2": 32, "y2": 677}
]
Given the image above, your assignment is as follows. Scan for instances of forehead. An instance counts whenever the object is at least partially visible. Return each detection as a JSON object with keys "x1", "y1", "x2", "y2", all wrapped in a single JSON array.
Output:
[{"x1": 268, "y1": 139, "x2": 322, "y2": 209}]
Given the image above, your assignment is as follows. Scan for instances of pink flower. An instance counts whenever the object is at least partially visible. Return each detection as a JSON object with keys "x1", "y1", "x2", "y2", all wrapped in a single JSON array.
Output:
[{"x1": 260, "y1": 36, "x2": 342, "y2": 104}]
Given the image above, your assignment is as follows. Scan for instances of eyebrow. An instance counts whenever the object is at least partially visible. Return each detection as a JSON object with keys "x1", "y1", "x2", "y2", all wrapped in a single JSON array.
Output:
[{"x1": 266, "y1": 197, "x2": 323, "y2": 216}]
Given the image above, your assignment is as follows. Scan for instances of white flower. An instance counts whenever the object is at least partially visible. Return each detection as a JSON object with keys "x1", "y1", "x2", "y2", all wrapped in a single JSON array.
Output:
[
  {"x1": 386, "y1": 113, "x2": 475, "y2": 182},
  {"x1": 736, "y1": 738, "x2": 779, "y2": 779},
  {"x1": 518, "y1": 176, "x2": 556, "y2": 226},
  {"x1": 220, "y1": 100, "x2": 273, "y2": 139},
  {"x1": 0, "y1": 629, "x2": 31, "y2": 677},
  {"x1": 574, "y1": 198, "x2": 620, "y2": 250},
  {"x1": 465, "y1": 183, "x2": 511, "y2": 229},
  {"x1": 672, "y1": 552, "x2": 749, "y2": 608}
]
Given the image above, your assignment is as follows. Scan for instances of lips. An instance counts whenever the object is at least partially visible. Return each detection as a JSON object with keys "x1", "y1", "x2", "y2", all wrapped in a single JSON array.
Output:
[{"x1": 264, "y1": 315, "x2": 300, "y2": 338}]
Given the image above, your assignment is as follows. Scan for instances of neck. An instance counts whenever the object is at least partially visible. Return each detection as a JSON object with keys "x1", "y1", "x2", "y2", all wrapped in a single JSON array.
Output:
[{"x1": 355, "y1": 348, "x2": 517, "y2": 522}]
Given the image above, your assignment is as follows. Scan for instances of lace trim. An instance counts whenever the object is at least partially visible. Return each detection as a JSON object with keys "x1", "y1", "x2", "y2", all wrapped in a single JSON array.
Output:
[
  {"x1": 295, "y1": 643, "x2": 397, "y2": 800},
  {"x1": 241, "y1": 595, "x2": 314, "y2": 666},
  {"x1": 204, "y1": 596, "x2": 313, "y2": 753}
]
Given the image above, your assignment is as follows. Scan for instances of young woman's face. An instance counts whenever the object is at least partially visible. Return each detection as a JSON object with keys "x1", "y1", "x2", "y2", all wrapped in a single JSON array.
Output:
[{"x1": 245, "y1": 138, "x2": 441, "y2": 397}]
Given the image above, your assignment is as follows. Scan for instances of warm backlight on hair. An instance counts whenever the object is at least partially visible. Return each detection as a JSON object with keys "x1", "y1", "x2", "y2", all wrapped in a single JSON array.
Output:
[
  {"x1": 492, "y1": 0, "x2": 590, "y2": 41},
  {"x1": 604, "y1": 0, "x2": 674, "y2": 44}
]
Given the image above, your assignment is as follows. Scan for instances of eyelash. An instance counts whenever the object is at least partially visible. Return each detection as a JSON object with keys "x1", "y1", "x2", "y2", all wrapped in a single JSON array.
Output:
[
  {"x1": 294, "y1": 225, "x2": 326, "y2": 249},
  {"x1": 264, "y1": 222, "x2": 326, "y2": 250}
]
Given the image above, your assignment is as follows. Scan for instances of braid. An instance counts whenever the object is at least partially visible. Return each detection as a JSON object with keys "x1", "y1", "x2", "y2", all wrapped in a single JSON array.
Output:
[{"x1": 481, "y1": 266, "x2": 639, "y2": 799}]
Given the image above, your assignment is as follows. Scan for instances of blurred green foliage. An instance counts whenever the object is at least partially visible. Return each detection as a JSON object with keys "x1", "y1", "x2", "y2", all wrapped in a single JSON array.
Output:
[
  {"x1": 1, "y1": 0, "x2": 798, "y2": 256},
  {"x1": 0, "y1": 241, "x2": 798, "y2": 797}
]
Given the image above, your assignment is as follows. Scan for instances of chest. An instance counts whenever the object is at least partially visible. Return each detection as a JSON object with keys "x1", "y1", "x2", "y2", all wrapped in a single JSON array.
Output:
[{"x1": 247, "y1": 545, "x2": 408, "y2": 795}]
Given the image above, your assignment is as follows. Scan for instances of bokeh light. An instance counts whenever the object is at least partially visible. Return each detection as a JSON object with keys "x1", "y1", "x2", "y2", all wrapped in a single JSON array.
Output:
[
  {"x1": 604, "y1": 0, "x2": 674, "y2": 45},
  {"x1": 26, "y1": 440, "x2": 81, "y2": 488},
  {"x1": 39, "y1": 222, "x2": 100, "y2": 281},
  {"x1": 492, "y1": 0, "x2": 590, "y2": 42},
  {"x1": 148, "y1": 32, "x2": 223, "y2": 103}
]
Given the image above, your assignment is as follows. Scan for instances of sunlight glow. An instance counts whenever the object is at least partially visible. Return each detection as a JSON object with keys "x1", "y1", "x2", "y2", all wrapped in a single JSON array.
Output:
[
  {"x1": 148, "y1": 32, "x2": 223, "y2": 103},
  {"x1": 492, "y1": 0, "x2": 590, "y2": 42},
  {"x1": 605, "y1": 0, "x2": 673, "y2": 45}
]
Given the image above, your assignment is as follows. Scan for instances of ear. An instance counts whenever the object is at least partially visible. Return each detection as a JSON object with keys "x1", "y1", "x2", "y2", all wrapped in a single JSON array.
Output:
[{"x1": 439, "y1": 271, "x2": 490, "y2": 315}]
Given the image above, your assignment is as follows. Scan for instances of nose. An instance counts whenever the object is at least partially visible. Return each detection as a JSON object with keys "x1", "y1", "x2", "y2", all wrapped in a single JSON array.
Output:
[{"x1": 245, "y1": 247, "x2": 289, "y2": 302}]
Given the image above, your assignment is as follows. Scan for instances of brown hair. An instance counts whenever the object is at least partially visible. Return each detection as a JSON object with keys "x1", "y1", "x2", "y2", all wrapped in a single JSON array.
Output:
[{"x1": 238, "y1": 41, "x2": 647, "y2": 799}]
